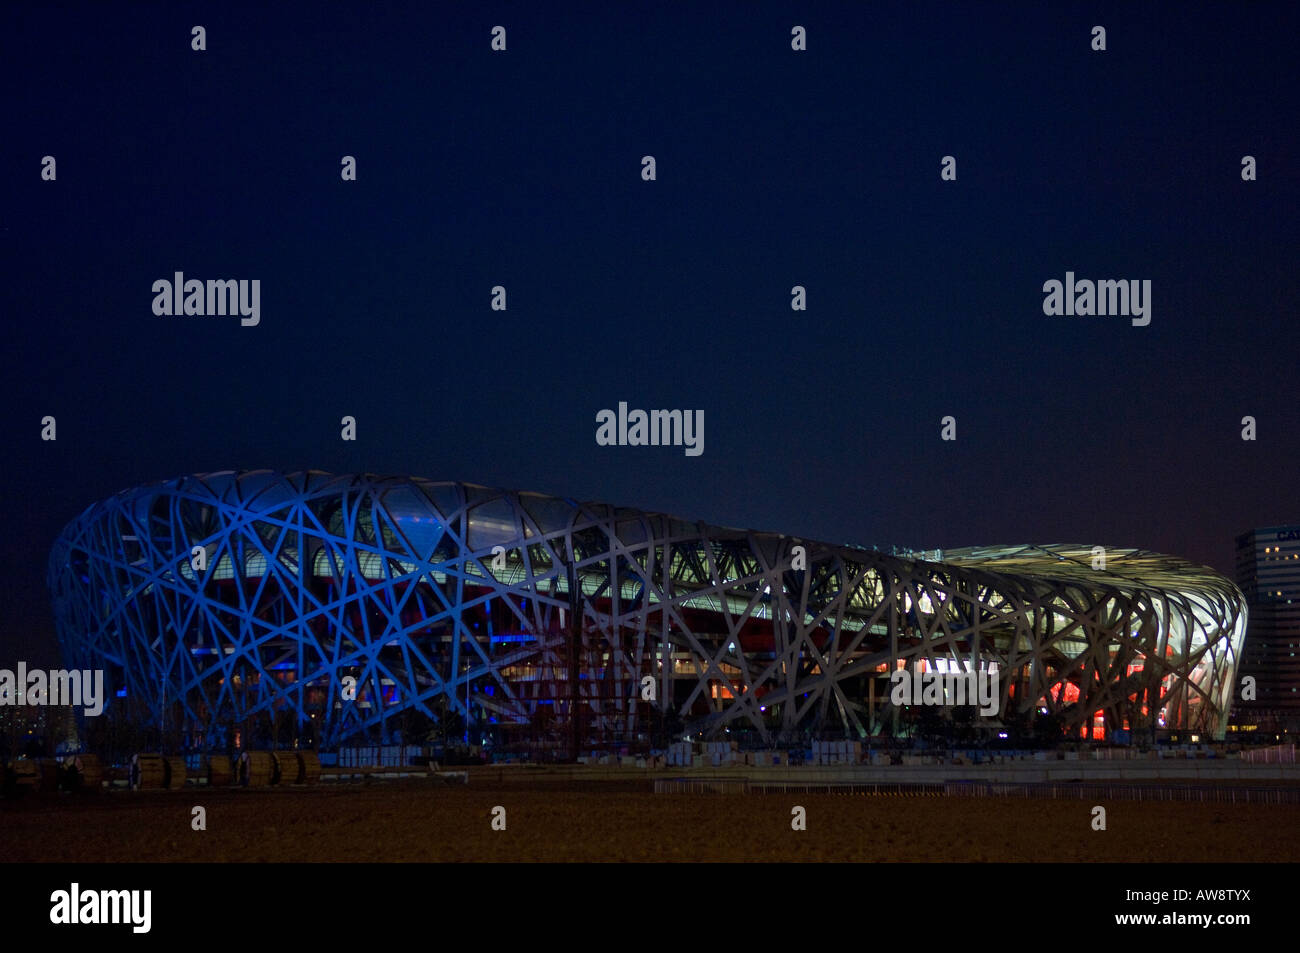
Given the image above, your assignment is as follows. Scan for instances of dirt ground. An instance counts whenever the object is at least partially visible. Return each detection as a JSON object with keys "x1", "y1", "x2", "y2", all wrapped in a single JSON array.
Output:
[{"x1": 3, "y1": 778, "x2": 1297, "y2": 863}]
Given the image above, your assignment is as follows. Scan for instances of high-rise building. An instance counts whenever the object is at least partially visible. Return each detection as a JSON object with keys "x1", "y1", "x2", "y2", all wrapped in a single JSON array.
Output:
[{"x1": 1233, "y1": 525, "x2": 1300, "y2": 733}]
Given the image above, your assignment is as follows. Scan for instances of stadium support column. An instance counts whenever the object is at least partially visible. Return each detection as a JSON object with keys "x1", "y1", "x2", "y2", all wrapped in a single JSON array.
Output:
[
  {"x1": 868, "y1": 674, "x2": 876, "y2": 734},
  {"x1": 659, "y1": 541, "x2": 672, "y2": 750},
  {"x1": 568, "y1": 563, "x2": 581, "y2": 762},
  {"x1": 889, "y1": 571, "x2": 900, "y2": 739}
]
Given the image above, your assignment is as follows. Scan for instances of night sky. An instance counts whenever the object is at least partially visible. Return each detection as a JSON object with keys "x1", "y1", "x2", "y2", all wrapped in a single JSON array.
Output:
[{"x1": 2, "y1": 2, "x2": 1296, "y2": 667}]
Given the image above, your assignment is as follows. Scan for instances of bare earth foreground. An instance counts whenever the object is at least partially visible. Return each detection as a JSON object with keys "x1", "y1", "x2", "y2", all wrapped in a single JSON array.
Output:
[{"x1": 4, "y1": 778, "x2": 1298, "y2": 863}]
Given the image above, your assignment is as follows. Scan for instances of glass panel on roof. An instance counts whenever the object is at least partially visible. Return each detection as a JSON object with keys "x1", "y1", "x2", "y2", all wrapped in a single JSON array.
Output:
[
  {"x1": 467, "y1": 497, "x2": 518, "y2": 549},
  {"x1": 423, "y1": 483, "x2": 463, "y2": 519},
  {"x1": 381, "y1": 486, "x2": 442, "y2": 559},
  {"x1": 616, "y1": 519, "x2": 648, "y2": 545},
  {"x1": 239, "y1": 472, "x2": 296, "y2": 513},
  {"x1": 520, "y1": 495, "x2": 574, "y2": 535}
]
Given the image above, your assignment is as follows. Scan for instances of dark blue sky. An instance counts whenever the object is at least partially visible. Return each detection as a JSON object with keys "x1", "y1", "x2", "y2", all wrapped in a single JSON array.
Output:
[{"x1": 3, "y1": 1, "x2": 1297, "y2": 666}]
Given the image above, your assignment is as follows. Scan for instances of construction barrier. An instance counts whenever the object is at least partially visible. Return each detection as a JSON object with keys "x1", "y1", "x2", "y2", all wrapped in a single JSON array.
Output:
[{"x1": 130, "y1": 753, "x2": 166, "y2": 790}]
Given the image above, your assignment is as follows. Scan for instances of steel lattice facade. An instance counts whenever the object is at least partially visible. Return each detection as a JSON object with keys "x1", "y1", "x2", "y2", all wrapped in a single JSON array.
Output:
[{"x1": 48, "y1": 471, "x2": 1247, "y2": 750}]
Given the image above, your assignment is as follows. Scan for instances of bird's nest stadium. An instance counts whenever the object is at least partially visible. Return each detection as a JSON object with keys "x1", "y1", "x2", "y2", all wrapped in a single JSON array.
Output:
[{"x1": 48, "y1": 471, "x2": 1246, "y2": 754}]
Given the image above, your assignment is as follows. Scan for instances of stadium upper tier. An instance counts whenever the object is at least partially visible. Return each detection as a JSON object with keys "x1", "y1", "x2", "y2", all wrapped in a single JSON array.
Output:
[{"x1": 48, "y1": 471, "x2": 1246, "y2": 748}]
